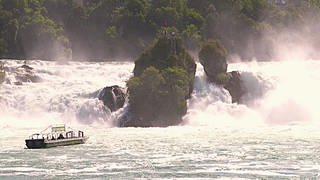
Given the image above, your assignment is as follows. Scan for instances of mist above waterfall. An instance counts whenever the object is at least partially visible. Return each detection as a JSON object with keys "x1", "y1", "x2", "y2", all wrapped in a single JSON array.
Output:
[
  {"x1": 0, "y1": 60, "x2": 133, "y2": 128},
  {"x1": 0, "y1": 59, "x2": 320, "y2": 129},
  {"x1": 184, "y1": 60, "x2": 320, "y2": 128}
]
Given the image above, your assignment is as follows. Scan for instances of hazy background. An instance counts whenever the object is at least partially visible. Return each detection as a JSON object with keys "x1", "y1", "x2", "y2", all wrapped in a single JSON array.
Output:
[{"x1": 1, "y1": 0, "x2": 320, "y2": 61}]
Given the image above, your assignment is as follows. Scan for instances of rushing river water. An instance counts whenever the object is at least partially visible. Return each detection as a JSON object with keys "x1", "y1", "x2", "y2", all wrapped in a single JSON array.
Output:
[
  {"x1": 1, "y1": 59, "x2": 320, "y2": 179},
  {"x1": 1, "y1": 126, "x2": 320, "y2": 179}
]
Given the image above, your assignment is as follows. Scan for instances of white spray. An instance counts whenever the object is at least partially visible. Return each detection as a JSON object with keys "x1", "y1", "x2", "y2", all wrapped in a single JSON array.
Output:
[{"x1": 1, "y1": 59, "x2": 320, "y2": 129}]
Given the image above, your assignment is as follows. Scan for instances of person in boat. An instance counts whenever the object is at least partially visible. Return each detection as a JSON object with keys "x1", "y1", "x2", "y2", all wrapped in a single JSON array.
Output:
[{"x1": 58, "y1": 133, "x2": 65, "y2": 139}]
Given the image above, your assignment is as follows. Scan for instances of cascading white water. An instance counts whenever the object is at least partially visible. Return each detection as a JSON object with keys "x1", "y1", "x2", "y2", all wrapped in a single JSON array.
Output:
[
  {"x1": 2, "y1": 59, "x2": 320, "y2": 179},
  {"x1": 184, "y1": 59, "x2": 320, "y2": 128},
  {"x1": 1, "y1": 59, "x2": 320, "y2": 128},
  {"x1": 0, "y1": 60, "x2": 133, "y2": 128}
]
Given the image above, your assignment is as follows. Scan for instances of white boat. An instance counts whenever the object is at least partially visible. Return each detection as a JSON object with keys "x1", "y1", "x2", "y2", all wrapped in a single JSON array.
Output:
[{"x1": 25, "y1": 125, "x2": 88, "y2": 149}]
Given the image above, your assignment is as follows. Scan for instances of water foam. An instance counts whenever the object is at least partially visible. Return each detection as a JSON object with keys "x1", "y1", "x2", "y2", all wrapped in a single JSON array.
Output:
[
  {"x1": 0, "y1": 60, "x2": 133, "y2": 128},
  {"x1": 1, "y1": 59, "x2": 320, "y2": 129},
  {"x1": 184, "y1": 60, "x2": 320, "y2": 128}
]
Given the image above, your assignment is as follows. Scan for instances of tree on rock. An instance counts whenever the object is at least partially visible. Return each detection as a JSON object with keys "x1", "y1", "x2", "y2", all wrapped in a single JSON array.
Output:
[
  {"x1": 198, "y1": 39, "x2": 244, "y2": 103},
  {"x1": 199, "y1": 39, "x2": 228, "y2": 83},
  {"x1": 121, "y1": 32, "x2": 196, "y2": 127},
  {"x1": 126, "y1": 66, "x2": 191, "y2": 127}
]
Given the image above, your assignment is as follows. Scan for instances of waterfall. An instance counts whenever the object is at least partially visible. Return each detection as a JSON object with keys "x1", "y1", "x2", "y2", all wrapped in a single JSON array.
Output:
[{"x1": 1, "y1": 59, "x2": 320, "y2": 128}]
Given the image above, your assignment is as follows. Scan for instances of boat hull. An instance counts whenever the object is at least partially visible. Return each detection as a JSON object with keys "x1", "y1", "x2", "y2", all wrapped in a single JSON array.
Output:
[
  {"x1": 25, "y1": 137, "x2": 88, "y2": 149},
  {"x1": 25, "y1": 139, "x2": 46, "y2": 149}
]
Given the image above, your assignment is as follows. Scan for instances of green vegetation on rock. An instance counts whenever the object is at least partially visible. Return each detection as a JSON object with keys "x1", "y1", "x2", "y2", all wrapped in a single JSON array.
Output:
[
  {"x1": 124, "y1": 34, "x2": 196, "y2": 127},
  {"x1": 199, "y1": 39, "x2": 227, "y2": 83},
  {"x1": 198, "y1": 39, "x2": 244, "y2": 103},
  {"x1": 134, "y1": 29, "x2": 196, "y2": 93},
  {"x1": 215, "y1": 72, "x2": 232, "y2": 85},
  {"x1": 126, "y1": 66, "x2": 191, "y2": 127}
]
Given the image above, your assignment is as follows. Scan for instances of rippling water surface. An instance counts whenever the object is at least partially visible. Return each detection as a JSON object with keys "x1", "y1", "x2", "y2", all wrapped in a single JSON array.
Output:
[{"x1": 1, "y1": 126, "x2": 320, "y2": 179}]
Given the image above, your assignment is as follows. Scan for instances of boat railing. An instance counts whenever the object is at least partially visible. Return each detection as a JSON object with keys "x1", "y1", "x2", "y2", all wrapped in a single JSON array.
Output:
[
  {"x1": 27, "y1": 125, "x2": 86, "y2": 140},
  {"x1": 28, "y1": 133, "x2": 43, "y2": 140}
]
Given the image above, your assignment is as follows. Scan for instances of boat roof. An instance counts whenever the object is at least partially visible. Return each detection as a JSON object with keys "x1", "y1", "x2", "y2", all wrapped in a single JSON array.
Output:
[
  {"x1": 38, "y1": 124, "x2": 79, "y2": 134},
  {"x1": 51, "y1": 125, "x2": 66, "y2": 132}
]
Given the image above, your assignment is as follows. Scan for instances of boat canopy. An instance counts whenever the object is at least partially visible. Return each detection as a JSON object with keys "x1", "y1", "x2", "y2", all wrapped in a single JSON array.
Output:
[
  {"x1": 26, "y1": 124, "x2": 85, "y2": 140},
  {"x1": 52, "y1": 125, "x2": 66, "y2": 132}
]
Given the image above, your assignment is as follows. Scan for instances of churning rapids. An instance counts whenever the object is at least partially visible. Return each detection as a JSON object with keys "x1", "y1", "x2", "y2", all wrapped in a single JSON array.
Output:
[{"x1": 1, "y1": 59, "x2": 320, "y2": 179}]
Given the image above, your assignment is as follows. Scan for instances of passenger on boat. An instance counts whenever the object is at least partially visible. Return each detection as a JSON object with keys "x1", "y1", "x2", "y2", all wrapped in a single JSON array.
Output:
[{"x1": 58, "y1": 134, "x2": 64, "y2": 139}]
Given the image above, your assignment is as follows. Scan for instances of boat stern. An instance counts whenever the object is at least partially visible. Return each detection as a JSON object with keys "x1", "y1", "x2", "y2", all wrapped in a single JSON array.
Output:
[{"x1": 25, "y1": 139, "x2": 45, "y2": 149}]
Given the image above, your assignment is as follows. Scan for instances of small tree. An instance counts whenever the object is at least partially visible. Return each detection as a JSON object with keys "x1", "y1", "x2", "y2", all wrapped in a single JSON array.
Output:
[
  {"x1": 198, "y1": 39, "x2": 227, "y2": 83},
  {"x1": 133, "y1": 34, "x2": 196, "y2": 93}
]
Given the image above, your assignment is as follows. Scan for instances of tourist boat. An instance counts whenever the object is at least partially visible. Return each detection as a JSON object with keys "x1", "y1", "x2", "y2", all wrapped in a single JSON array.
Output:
[{"x1": 25, "y1": 124, "x2": 88, "y2": 149}]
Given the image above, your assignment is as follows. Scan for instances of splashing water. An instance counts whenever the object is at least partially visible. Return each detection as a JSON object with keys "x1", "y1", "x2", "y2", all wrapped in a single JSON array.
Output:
[
  {"x1": 1, "y1": 59, "x2": 320, "y2": 179},
  {"x1": 0, "y1": 60, "x2": 133, "y2": 128},
  {"x1": 1, "y1": 59, "x2": 320, "y2": 128},
  {"x1": 184, "y1": 60, "x2": 320, "y2": 128}
]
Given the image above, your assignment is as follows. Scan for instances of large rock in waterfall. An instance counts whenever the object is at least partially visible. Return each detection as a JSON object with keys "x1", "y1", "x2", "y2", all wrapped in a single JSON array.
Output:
[
  {"x1": 199, "y1": 39, "x2": 244, "y2": 103},
  {"x1": 0, "y1": 72, "x2": 4, "y2": 84},
  {"x1": 224, "y1": 71, "x2": 243, "y2": 103},
  {"x1": 15, "y1": 63, "x2": 41, "y2": 83},
  {"x1": 98, "y1": 85, "x2": 126, "y2": 112},
  {"x1": 0, "y1": 61, "x2": 41, "y2": 84},
  {"x1": 0, "y1": 62, "x2": 5, "y2": 84},
  {"x1": 119, "y1": 30, "x2": 196, "y2": 127}
]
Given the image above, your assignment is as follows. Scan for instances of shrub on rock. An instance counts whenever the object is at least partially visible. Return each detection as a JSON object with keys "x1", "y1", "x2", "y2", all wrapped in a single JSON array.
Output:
[
  {"x1": 199, "y1": 39, "x2": 227, "y2": 82},
  {"x1": 122, "y1": 33, "x2": 196, "y2": 127},
  {"x1": 199, "y1": 39, "x2": 244, "y2": 103},
  {"x1": 134, "y1": 33, "x2": 196, "y2": 94},
  {"x1": 125, "y1": 66, "x2": 191, "y2": 127}
]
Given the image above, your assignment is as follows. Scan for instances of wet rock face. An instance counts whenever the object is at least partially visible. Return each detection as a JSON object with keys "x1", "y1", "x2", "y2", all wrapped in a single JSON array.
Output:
[
  {"x1": 98, "y1": 85, "x2": 126, "y2": 112},
  {"x1": 117, "y1": 105, "x2": 183, "y2": 127},
  {"x1": 0, "y1": 66, "x2": 4, "y2": 84},
  {"x1": 1, "y1": 62, "x2": 41, "y2": 84},
  {"x1": 15, "y1": 64, "x2": 41, "y2": 83},
  {"x1": 224, "y1": 71, "x2": 243, "y2": 103}
]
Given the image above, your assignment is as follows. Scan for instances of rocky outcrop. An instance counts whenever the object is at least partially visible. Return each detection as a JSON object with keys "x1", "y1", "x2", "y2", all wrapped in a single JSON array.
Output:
[
  {"x1": 122, "y1": 30, "x2": 196, "y2": 127},
  {"x1": 199, "y1": 39, "x2": 228, "y2": 83},
  {"x1": 199, "y1": 39, "x2": 244, "y2": 103},
  {"x1": 118, "y1": 104, "x2": 184, "y2": 127},
  {"x1": 224, "y1": 71, "x2": 243, "y2": 103},
  {"x1": 98, "y1": 85, "x2": 126, "y2": 112},
  {"x1": 14, "y1": 64, "x2": 41, "y2": 83},
  {"x1": 0, "y1": 62, "x2": 41, "y2": 84},
  {"x1": 133, "y1": 33, "x2": 196, "y2": 97},
  {"x1": 0, "y1": 63, "x2": 4, "y2": 84}
]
